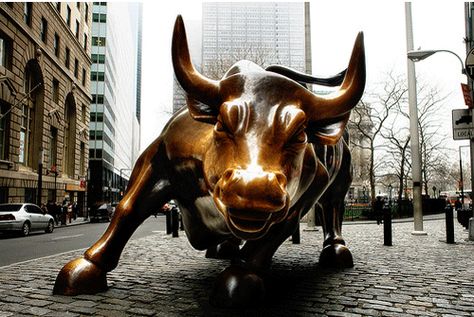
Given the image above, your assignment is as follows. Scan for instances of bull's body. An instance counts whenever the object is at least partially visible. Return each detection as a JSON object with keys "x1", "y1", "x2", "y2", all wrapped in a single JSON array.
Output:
[{"x1": 54, "y1": 16, "x2": 365, "y2": 307}]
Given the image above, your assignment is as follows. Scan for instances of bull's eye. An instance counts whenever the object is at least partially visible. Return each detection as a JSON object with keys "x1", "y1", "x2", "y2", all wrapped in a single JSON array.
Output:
[
  {"x1": 214, "y1": 120, "x2": 232, "y2": 138},
  {"x1": 215, "y1": 120, "x2": 227, "y2": 133},
  {"x1": 290, "y1": 129, "x2": 307, "y2": 145}
]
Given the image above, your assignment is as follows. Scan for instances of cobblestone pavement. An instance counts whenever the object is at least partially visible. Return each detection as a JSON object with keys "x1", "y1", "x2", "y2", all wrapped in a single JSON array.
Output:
[{"x1": 0, "y1": 218, "x2": 473, "y2": 316}]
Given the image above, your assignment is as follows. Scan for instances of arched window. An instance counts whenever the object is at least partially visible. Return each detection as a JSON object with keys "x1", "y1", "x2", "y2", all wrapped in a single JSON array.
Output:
[
  {"x1": 21, "y1": 60, "x2": 44, "y2": 167},
  {"x1": 63, "y1": 93, "x2": 76, "y2": 177}
]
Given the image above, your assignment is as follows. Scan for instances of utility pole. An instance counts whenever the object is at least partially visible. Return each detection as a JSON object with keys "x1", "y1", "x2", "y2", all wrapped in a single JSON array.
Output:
[{"x1": 405, "y1": 3, "x2": 426, "y2": 235}]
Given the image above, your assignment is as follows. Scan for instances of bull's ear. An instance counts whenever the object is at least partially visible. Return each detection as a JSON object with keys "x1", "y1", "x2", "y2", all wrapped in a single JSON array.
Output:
[
  {"x1": 186, "y1": 96, "x2": 218, "y2": 124},
  {"x1": 306, "y1": 113, "x2": 349, "y2": 145}
]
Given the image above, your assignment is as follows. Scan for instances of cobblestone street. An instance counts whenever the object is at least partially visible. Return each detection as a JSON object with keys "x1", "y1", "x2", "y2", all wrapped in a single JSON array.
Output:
[{"x1": 0, "y1": 218, "x2": 473, "y2": 316}]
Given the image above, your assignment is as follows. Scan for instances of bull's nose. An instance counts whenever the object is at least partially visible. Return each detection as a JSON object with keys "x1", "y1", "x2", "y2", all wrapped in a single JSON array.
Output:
[
  {"x1": 218, "y1": 168, "x2": 288, "y2": 212},
  {"x1": 221, "y1": 168, "x2": 287, "y2": 190}
]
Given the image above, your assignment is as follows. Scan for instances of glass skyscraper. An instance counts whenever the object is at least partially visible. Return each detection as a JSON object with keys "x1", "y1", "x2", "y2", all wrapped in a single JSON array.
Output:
[
  {"x1": 89, "y1": 2, "x2": 142, "y2": 207},
  {"x1": 202, "y1": 2, "x2": 307, "y2": 78}
]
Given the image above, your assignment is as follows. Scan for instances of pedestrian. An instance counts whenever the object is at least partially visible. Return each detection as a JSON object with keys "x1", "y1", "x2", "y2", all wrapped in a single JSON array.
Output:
[
  {"x1": 72, "y1": 201, "x2": 78, "y2": 220},
  {"x1": 61, "y1": 200, "x2": 68, "y2": 225},
  {"x1": 455, "y1": 198, "x2": 462, "y2": 211},
  {"x1": 374, "y1": 196, "x2": 384, "y2": 225},
  {"x1": 40, "y1": 203, "x2": 48, "y2": 215},
  {"x1": 67, "y1": 202, "x2": 73, "y2": 223}
]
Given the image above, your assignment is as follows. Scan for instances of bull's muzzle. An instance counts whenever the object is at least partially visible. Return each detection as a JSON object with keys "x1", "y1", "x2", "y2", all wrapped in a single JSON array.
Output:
[{"x1": 213, "y1": 168, "x2": 290, "y2": 240}]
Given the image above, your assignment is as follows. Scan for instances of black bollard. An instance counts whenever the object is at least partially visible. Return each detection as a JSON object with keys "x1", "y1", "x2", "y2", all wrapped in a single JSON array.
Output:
[
  {"x1": 445, "y1": 204, "x2": 455, "y2": 244},
  {"x1": 171, "y1": 207, "x2": 179, "y2": 237},
  {"x1": 292, "y1": 221, "x2": 300, "y2": 244},
  {"x1": 165, "y1": 211, "x2": 172, "y2": 235},
  {"x1": 383, "y1": 205, "x2": 392, "y2": 246}
]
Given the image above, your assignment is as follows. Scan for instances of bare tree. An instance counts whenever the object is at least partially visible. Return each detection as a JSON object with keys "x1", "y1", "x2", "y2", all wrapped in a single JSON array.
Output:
[
  {"x1": 203, "y1": 44, "x2": 282, "y2": 79},
  {"x1": 397, "y1": 83, "x2": 450, "y2": 196},
  {"x1": 349, "y1": 71, "x2": 407, "y2": 206}
]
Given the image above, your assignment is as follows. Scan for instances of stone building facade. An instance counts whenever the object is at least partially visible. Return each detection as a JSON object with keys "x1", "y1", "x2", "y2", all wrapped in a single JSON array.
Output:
[{"x1": 0, "y1": 2, "x2": 91, "y2": 213}]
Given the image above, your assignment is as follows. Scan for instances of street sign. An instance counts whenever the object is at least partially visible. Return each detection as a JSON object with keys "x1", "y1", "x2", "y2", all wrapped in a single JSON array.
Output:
[
  {"x1": 461, "y1": 83, "x2": 473, "y2": 108},
  {"x1": 452, "y1": 108, "x2": 474, "y2": 140},
  {"x1": 466, "y1": 47, "x2": 474, "y2": 80}
]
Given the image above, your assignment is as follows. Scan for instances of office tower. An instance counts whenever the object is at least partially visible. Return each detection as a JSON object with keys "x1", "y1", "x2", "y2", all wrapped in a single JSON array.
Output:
[{"x1": 89, "y1": 2, "x2": 142, "y2": 207}]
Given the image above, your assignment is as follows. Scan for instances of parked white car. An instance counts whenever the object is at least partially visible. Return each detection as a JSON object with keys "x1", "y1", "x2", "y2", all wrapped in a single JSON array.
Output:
[{"x1": 0, "y1": 203, "x2": 55, "y2": 236}]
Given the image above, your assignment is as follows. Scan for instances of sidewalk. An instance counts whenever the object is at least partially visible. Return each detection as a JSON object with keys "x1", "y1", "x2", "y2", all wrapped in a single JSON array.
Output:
[
  {"x1": 55, "y1": 216, "x2": 89, "y2": 228},
  {"x1": 0, "y1": 217, "x2": 473, "y2": 316}
]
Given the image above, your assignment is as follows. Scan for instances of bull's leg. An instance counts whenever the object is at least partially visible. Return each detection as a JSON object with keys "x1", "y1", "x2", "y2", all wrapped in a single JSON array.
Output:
[
  {"x1": 53, "y1": 139, "x2": 172, "y2": 295},
  {"x1": 209, "y1": 214, "x2": 301, "y2": 307},
  {"x1": 318, "y1": 144, "x2": 353, "y2": 269},
  {"x1": 205, "y1": 237, "x2": 241, "y2": 260}
]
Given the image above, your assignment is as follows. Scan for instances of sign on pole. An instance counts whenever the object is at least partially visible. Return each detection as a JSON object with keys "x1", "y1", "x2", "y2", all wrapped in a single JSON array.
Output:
[
  {"x1": 466, "y1": 47, "x2": 474, "y2": 80},
  {"x1": 452, "y1": 108, "x2": 474, "y2": 140}
]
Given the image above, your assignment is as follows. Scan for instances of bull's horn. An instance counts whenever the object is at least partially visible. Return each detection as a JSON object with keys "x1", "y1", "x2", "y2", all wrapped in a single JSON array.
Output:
[
  {"x1": 301, "y1": 32, "x2": 365, "y2": 121},
  {"x1": 172, "y1": 15, "x2": 220, "y2": 107}
]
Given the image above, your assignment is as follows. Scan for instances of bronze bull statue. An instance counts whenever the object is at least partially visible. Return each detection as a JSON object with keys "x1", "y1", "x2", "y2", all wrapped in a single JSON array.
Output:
[{"x1": 54, "y1": 16, "x2": 365, "y2": 307}]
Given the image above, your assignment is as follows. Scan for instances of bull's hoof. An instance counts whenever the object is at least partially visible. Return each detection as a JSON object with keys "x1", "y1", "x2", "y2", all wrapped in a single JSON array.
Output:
[
  {"x1": 205, "y1": 240, "x2": 240, "y2": 260},
  {"x1": 319, "y1": 244, "x2": 354, "y2": 269},
  {"x1": 209, "y1": 265, "x2": 265, "y2": 308},
  {"x1": 53, "y1": 257, "x2": 108, "y2": 295}
]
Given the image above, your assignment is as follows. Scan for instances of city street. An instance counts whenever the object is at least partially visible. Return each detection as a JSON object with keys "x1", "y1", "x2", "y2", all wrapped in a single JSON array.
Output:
[
  {"x1": 0, "y1": 216, "x2": 166, "y2": 267},
  {"x1": 0, "y1": 217, "x2": 473, "y2": 316}
]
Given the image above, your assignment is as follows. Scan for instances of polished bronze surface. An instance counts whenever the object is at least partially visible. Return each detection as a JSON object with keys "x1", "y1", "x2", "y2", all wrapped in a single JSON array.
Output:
[{"x1": 54, "y1": 15, "x2": 365, "y2": 307}]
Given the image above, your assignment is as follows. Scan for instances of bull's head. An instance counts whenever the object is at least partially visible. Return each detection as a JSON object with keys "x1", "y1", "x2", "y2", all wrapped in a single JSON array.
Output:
[{"x1": 172, "y1": 16, "x2": 365, "y2": 240}]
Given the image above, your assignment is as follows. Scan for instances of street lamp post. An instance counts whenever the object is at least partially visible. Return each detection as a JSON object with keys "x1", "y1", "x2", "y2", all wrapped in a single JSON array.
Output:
[
  {"x1": 407, "y1": 48, "x2": 474, "y2": 241},
  {"x1": 405, "y1": 3, "x2": 426, "y2": 236}
]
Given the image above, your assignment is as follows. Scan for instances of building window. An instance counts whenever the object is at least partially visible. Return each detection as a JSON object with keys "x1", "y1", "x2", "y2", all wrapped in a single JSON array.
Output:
[
  {"x1": 92, "y1": 37, "x2": 106, "y2": 46},
  {"x1": 24, "y1": 3, "x2": 32, "y2": 26},
  {"x1": 66, "y1": 5, "x2": 71, "y2": 27},
  {"x1": 56, "y1": 2, "x2": 61, "y2": 12},
  {"x1": 52, "y1": 79, "x2": 59, "y2": 104},
  {"x1": 40, "y1": 18, "x2": 48, "y2": 43},
  {"x1": 0, "y1": 187, "x2": 8, "y2": 203},
  {"x1": 75, "y1": 20, "x2": 80, "y2": 39},
  {"x1": 83, "y1": 34, "x2": 88, "y2": 50},
  {"x1": 54, "y1": 33, "x2": 60, "y2": 57},
  {"x1": 24, "y1": 188, "x2": 36, "y2": 204},
  {"x1": 85, "y1": 4, "x2": 89, "y2": 24},
  {"x1": 80, "y1": 142, "x2": 85, "y2": 175},
  {"x1": 74, "y1": 58, "x2": 79, "y2": 78},
  {"x1": 91, "y1": 54, "x2": 105, "y2": 64},
  {"x1": 0, "y1": 34, "x2": 12, "y2": 69},
  {"x1": 50, "y1": 127, "x2": 58, "y2": 167},
  {"x1": 81, "y1": 104, "x2": 87, "y2": 123},
  {"x1": 65, "y1": 47, "x2": 70, "y2": 68},
  {"x1": 92, "y1": 94, "x2": 104, "y2": 104},
  {"x1": 92, "y1": 13, "x2": 107, "y2": 23},
  {"x1": 0, "y1": 102, "x2": 10, "y2": 160},
  {"x1": 76, "y1": 2, "x2": 80, "y2": 9},
  {"x1": 82, "y1": 68, "x2": 86, "y2": 86},
  {"x1": 19, "y1": 103, "x2": 30, "y2": 164},
  {"x1": 90, "y1": 71, "x2": 104, "y2": 81}
]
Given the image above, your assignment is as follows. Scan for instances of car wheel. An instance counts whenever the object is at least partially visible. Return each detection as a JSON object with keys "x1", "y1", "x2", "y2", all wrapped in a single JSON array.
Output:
[
  {"x1": 45, "y1": 220, "x2": 54, "y2": 233},
  {"x1": 22, "y1": 222, "x2": 30, "y2": 237}
]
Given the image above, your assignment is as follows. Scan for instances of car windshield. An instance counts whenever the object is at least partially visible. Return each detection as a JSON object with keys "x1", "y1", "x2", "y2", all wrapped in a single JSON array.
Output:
[{"x1": 0, "y1": 204, "x2": 22, "y2": 212}]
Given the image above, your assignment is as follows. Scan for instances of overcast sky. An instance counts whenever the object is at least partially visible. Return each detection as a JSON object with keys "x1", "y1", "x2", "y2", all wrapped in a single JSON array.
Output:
[{"x1": 140, "y1": 1, "x2": 467, "y2": 154}]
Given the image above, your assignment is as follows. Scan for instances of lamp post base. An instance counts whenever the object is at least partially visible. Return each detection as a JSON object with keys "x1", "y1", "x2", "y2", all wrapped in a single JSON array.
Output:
[
  {"x1": 411, "y1": 230, "x2": 427, "y2": 236},
  {"x1": 469, "y1": 218, "x2": 474, "y2": 241}
]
